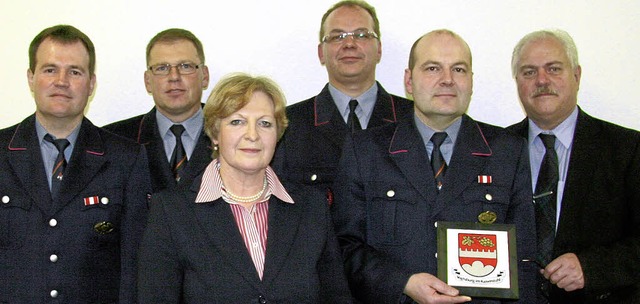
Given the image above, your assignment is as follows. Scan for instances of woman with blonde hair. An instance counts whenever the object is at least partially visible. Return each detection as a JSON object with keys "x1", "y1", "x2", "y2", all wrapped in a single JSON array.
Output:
[{"x1": 137, "y1": 73, "x2": 352, "y2": 303}]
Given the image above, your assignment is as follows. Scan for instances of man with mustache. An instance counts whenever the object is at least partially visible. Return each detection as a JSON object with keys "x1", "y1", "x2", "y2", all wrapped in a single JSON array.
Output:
[
  {"x1": 105, "y1": 29, "x2": 212, "y2": 193},
  {"x1": 0, "y1": 24, "x2": 151, "y2": 303},
  {"x1": 271, "y1": 0, "x2": 413, "y2": 202},
  {"x1": 508, "y1": 29, "x2": 640, "y2": 303}
]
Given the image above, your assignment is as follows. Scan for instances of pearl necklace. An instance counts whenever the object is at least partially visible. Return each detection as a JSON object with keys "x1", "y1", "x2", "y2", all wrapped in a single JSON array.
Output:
[{"x1": 224, "y1": 177, "x2": 268, "y2": 203}]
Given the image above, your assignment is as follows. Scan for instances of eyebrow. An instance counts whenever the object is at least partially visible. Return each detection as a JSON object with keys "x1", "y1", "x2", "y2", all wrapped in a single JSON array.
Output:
[
  {"x1": 519, "y1": 61, "x2": 564, "y2": 70},
  {"x1": 420, "y1": 60, "x2": 470, "y2": 69},
  {"x1": 39, "y1": 63, "x2": 87, "y2": 72},
  {"x1": 327, "y1": 27, "x2": 370, "y2": 34}
]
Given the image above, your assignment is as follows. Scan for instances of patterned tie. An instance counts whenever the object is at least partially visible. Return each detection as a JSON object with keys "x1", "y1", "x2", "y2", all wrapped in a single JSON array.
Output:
[
  {"x1": 430, "y1": 132, "x2": 448, "y2": 191},
  {"x1": 535, "y1": 134, "x2": 559, "y2": 267},
  {"x1": 170, "y1": 124, "x2": 187, "y2": 182},
  {"x1": 347, "y1": 99, "x2": 362, "y2": 132},
  {"x1": 44, "y1": 134, "x2": 70, "y2": 200}
]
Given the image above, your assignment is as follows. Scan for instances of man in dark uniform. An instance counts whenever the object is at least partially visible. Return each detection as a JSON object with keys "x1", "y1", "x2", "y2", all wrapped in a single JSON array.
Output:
[
  {"x1": 104, "y1": 28, "x2": 212, "y2": 193},
  {"x1": 0, "y1": 24, "x2": 151, "y2": 303},
  {"x1": 271, "y1": 0, "x2": 413, "y2": 202}
]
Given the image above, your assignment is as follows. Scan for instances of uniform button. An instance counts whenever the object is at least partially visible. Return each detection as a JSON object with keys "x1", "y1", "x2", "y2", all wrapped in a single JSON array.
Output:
[
  {"x1": 485, "y1": 194, "x2": 493, "y2": 201},
  {"x1": 49, "y1": 219, "x2": 58, "y2": 227},
  {"x1": 434, "y1": 253, "x2": 438, "y2": 258},
  {"x1": 258, "y1": 295, "x2": 267, "y2": 304},
  {"x1": 50, "y1": 254, "x2": 58, "y2": 263},
  {"x1": 1, "y1": 195, "x2": 9, "y2": 204},
  {"x1": 101, "y1": 197, "x2": 109, "y2": 205},
  {"x1": 50, "y1": 290, "x2": 58, "y2": 298},
  {"x1": 386, "y1": 190, "x2": 395, "y2": 198},
  {"x1": 434, "y1": 222, "x2": 438, "y2": 228},
  {"x1": 310, "y1": 174, "x2": 317, "y2": 181}
]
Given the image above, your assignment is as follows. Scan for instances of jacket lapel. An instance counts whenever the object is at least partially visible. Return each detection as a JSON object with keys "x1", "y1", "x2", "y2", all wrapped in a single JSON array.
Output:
[
  {"x1": 137, "y1": 109, "x2": 175, "y2": 191},
  {"x1": 387, "y1": 119, "x2": 432, "y2": 201},
  {"x1": 368, "y1": 82, "x2": 402, "y2": 128},
  {"x1": 183, "y1": 129, "x2": 212, "y2": 181},
  {"x1": 7, "y1": 115, "x2": 55, "y2": 214},
  {"x1": 555, "y1": 109, "x2": 598, "y2": 239},
  {"x1": 193, "y1": 192, "x2": 262, "y2": 288},
  {"x1": 314, "y1": 85, "x2": 349, "y2": 148},
  {"x1": 261, "y1": 196, "x2": 302, "y2": 287},
  {"x1": 55, "y1": 118, "x2": 108, "y2": 209},
  {"x1": 433, "y1": 116, "x2": 493, "y2": 215}
]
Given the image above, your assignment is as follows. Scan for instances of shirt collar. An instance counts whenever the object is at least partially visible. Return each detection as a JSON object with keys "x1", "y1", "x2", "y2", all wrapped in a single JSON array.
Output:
[
  {"x1": 35, "y1": 117, "x2": 81, "y2": 147},
  {"x1": 328, "y1": 82, "x2": 378, "y2": 121},
  {"x1": 195, "y1": 159, "x2": 295, "y2": 204},
  {"x1": 413, "y1": 114, "x2": 462, "y2": 147},
  {"x1": 527, "y1": 106, "x2": 578, "y2": 150},
  {"x1": 156, "y1": 107, "x2": 204, "y2": 140}
]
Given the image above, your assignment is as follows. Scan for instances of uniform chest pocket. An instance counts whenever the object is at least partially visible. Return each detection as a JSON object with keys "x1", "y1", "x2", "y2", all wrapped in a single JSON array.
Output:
[
  {"x1": 78, "y1": 190, "x2": 123, "y2": 250},
  {"x1": 366, "y1": 184, "x2": 417, "y2": 247},
  {"x1": 0, "y1": 191, "x2": 32, "y2": 250},
  {"x1": 461, "y1": 185, "x2": 511, "y2": 223}
]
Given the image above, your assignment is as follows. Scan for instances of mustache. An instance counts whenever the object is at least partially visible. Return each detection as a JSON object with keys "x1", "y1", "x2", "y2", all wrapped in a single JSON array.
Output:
[{"x1": 532, "y1": 86, "x2": 558, "y2": 98}]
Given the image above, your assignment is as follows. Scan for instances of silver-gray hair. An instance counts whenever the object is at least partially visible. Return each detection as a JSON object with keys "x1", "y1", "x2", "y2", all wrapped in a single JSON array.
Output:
[{"x1": 511, "y1": 29, "x2": 579, "y2": 78}]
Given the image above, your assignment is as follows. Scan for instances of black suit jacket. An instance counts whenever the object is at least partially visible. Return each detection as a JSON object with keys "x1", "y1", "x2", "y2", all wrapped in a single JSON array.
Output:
[
  {"x1": 0, "y1": 115, "x2": 152, "y2": 303},
  {"x1": 332, "y1": 115, "x2": 537, "y2": 303},
  {"x1": 508, "y1": 108, "x2": 640, "y2": 303},
  {"x1": 104, "y1": 106, "x2": 212, "y2": 193},
  {"x1": 271, "y1": 82, "x2": 413, "y2": 201},
  {"x1": 137, "y1": 173, "x2": 353, "y2": 303}
]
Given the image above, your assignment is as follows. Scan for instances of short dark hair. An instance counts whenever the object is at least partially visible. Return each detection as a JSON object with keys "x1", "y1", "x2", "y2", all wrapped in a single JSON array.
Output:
[
  {"x1": 146, "y1": 28, "x2": 205, "y2": 65},
  {"x1": 29, "y1": 25, "x2": 96, "y2": 74},
  {"x1": 319, "y1": 0, "x2": 380, "y2": 43}
]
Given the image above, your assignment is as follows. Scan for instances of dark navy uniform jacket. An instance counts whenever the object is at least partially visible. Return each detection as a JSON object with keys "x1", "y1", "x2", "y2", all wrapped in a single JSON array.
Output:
[
  {"x1": 0, "y1": 115, "x2": 152, "y2": 303},
  {"x1": 271, "y1": 82, "x2": 413, "y2": 203}
]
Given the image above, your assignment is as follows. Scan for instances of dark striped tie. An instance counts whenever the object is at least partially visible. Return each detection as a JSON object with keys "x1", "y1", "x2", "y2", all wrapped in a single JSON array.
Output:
[
  {"x1": 430, "y1": 132, "x2": 447, "y2": 191},
  {"x1": 170, "y1": 124, "x2": 187, "y2": 182},
  {"x1": 44, "y1": 134, "x2": 70, "y2": 200},
  {"x1": 347, "y1": 99, "x2": 362, "y2": 132},
  {"x1": 535, "y1": 134, "x2": 559, "y2": 267}
]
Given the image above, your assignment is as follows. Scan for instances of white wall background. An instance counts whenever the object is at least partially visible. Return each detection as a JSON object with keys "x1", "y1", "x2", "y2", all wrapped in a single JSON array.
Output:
[{"x1": 1, "y1": 0, "x2": 639, "y2": 130}]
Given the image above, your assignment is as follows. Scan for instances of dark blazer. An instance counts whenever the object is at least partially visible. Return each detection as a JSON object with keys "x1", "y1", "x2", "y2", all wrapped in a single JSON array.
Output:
[
  {"x1": 104, "y1": 106, "x2": 212, "y2": 193},
  {"x1": 508, "y1": 108, "x2": 640, "y2": 303},
  {"x1": 332, "y1": 115, "x2": 537, "y2": 303},
  {"x1": 271, "y1": 82, "x2": 413, "y2": 202},
  {"x1": 137, "y1": 173, "x2": 353, "y2": 303},
  {"x1": 0, "y1": 114, "x2": 152, "y2": 303}
]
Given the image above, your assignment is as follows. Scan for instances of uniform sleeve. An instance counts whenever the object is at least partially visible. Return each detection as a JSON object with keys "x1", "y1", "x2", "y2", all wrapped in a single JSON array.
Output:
[
  {"x1": 119, "y1": 145, "x2": 152, "y2": 303},
  {"x1": 137, "y1": 192, "x2": 183, "y2": 303}
]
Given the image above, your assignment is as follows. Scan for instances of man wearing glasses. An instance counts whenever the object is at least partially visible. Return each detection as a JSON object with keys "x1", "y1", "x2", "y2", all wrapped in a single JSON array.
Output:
[
  {"x1": 105, "y1": 28, "x2": 212, "y2": 193},
  {"x1": 271, "y1": 0, "x2": 413, "y2": 202}
]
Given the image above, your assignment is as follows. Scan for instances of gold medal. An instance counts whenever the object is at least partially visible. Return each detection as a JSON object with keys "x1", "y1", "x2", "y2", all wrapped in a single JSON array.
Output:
[{"x1": 478, "y1": 211, "x2": 497, "y2": 224}]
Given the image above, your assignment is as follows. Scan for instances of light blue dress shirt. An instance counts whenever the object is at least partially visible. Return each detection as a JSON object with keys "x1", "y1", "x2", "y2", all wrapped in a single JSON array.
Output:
[
  {"x1": 527, "y1": 106, "x2": 578, "y2": 228},
  {"x1": 328, "y1": 83, "x2": 378, "y2": 129},
  {"x1": 156, "y1": 108, "x2": 204, "y2": 162}
]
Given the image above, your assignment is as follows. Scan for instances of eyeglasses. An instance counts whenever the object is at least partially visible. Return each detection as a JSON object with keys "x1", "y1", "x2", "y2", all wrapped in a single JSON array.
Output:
[
  {"x1": 148, "y1": 62, "x2": 202, "y2": 76},
  {"x1": 322, "y1": 30, "x2": 379, "y2": 44}
]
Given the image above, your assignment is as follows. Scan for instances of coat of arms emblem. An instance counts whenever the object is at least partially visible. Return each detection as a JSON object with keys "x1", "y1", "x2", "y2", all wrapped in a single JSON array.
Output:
[{"x1": 458, "y1": 233, "x2": 497, "y2": 277}]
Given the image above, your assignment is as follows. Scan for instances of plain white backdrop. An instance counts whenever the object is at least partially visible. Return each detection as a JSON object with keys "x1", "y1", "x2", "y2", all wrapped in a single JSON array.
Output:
[{"x1": 1, "y1": 0, "x2": 638, "y2": 130}]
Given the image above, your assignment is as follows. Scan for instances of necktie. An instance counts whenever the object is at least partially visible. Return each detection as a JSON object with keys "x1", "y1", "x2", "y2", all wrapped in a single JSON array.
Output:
[
  {"x1": 430, "y1": 132, "x2": 447, "y2": 191},
  {"x1": 535, "y1": 134, "x2": 559, "y2": 267},
  {"x1": 44, "y1": 134, "x2": 70, "y2": 200},
  {"x1": 347, "y1": 99, "x2": 362, "y2": 132},
  {"x1": 170, "y1": 124, "x2": 187, "y2": 182}
]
